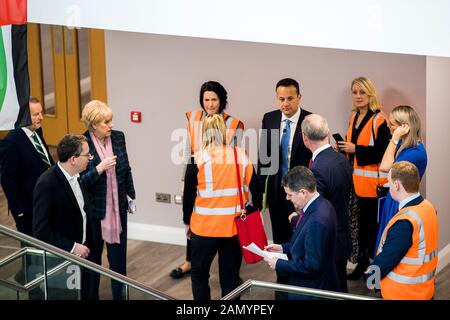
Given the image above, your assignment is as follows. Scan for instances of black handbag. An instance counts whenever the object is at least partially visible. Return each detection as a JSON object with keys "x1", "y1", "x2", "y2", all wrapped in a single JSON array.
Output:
[{"x1": 377, "y1": 186, "x2": 389, "y2": 198}]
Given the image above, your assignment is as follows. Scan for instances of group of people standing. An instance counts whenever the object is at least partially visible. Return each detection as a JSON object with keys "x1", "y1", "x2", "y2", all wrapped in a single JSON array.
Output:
[
  {"x1": 0, "y1": 98, "x2": 135, "y2": 300},
  {"x1": 173, "y1": 76, "x2": 438, "y2": 300},
  {"x1": 0, "y1": 74, "x2": 438, "y2": 301}
]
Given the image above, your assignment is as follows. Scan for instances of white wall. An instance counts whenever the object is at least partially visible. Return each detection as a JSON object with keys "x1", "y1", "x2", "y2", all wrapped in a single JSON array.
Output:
[
  {"x1": 28, "y1": 0, "x2": 450, "y2": 57},
  {"x1": 104, "y1": 30, "x2": 426, "y2": 244},
  {"x1": 426, "y1": 57, "x2": 450, "y2": 270}
]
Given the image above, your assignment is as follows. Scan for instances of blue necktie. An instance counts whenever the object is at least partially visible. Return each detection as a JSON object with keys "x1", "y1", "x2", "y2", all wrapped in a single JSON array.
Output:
[{"x1": 280, "y1": 119, "x2": 291, "y2": 180}]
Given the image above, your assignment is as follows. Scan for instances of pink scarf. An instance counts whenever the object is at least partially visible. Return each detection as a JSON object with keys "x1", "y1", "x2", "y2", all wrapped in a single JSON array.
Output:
[{"x1": 90, "y1": 132, "x2": 122, "y2": 244}]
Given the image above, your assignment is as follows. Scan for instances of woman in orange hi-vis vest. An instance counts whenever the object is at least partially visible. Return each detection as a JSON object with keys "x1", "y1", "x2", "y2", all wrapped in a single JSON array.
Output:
[
  {"x1": 182, "y1": 114, "x2": 262, "y2": 300},
  {"x1": 337, "y1": 76, "x2": 390, "y2": 280},
  {"x1": 170, "y1": 81, "x2": 244, "y2": 279}
]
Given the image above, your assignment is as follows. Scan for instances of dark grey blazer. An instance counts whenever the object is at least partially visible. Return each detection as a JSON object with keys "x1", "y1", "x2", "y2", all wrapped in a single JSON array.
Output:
[{"x1": 80, "y1": 130, "x2": 135, "y2": 220}]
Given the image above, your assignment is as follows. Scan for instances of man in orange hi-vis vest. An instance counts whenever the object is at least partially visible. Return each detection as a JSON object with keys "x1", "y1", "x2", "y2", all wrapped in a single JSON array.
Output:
[{"x1": 369, "y1": 161, "x2": 438, "y2": 300}]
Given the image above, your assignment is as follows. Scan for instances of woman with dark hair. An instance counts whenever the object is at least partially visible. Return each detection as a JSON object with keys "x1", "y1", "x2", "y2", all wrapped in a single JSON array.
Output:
[{"x1": 170, "y1": 81, "x2": 244, "y2": 279}]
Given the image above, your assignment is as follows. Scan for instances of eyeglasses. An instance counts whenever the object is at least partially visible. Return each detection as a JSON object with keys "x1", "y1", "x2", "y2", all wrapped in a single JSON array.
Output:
[{"x1": 77, "y1": 153, "x2": 94, "y2": 160}]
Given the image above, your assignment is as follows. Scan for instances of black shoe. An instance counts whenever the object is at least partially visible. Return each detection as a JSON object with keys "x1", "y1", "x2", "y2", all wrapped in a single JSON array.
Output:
[
  {"x1": 346, "y1": 261, "x2": 369, "y2": 280},
  {"x1": 169, "y1": 267, "x2": 191, "y2": 279}
]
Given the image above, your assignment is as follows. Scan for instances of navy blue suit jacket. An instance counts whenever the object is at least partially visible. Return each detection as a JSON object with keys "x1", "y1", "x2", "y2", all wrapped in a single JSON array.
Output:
[
  {"x1": 257, "y1": 109, "x2": 312, "y2": 205},
  {"x1": 276, "y1": 195, "x2": 340, "y2": 292},
  {"x1": 310, "y1": 146, "x2": 352, "y2": 261},
  {"x1": 80, "y1": 130, "x2": 135, "y2": 221},
  {"x1": 33, "y1": 165, "x2": 92, "y2": 252},
  {"x1": 0, "y1": 127, "x2": 54, "y2": 218}
]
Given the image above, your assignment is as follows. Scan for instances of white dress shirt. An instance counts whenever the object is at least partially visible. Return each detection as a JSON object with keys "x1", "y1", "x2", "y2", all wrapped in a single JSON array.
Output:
[
  {"x1": 312, "y1": 144, "x2": 332, "y2": 161},
  {"x1": 399, "y1": 193, "x2": 421, "y2": 210},
  {"x1": 57, "y1": 162, "x2": 87, "y2": 252},
  {"x1": 280, "y1": 107, "x2": 301, "y2": 164},
  {"x1": 303, "y1": 192, "x2": 320, "y2": 214},
  {"x1": 22, "y1": 127, "x2": 50, "y2": 163}
]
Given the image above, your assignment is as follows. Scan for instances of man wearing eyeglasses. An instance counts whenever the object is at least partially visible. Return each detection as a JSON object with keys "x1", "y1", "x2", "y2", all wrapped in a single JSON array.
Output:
[
  {"x1": 32, "y1": 134, "x2": 95, "y2": 299},
  {"x1": 33, "y1": 134, "x2": 92, "y2": 258}
]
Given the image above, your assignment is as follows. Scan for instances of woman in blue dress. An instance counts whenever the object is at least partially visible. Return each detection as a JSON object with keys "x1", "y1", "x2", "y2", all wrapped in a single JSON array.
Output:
[{"x1": 375, "y1": 105, "x2": 427, "y2": 252}]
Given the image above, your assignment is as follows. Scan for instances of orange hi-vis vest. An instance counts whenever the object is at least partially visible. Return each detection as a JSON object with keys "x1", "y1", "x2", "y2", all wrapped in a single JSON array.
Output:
[
  {"x1": 377, "y1": 199, "x2": 438, "y2": 300},
  {"x1": 346, "y1": 111, "x2": 387, "y2": 198},
  {"x1": 186, "y1": 109, "x2": 244, "y2": 154},
  {"x1": 190, "y1": 146, "x2": 253, "y2": 238}
]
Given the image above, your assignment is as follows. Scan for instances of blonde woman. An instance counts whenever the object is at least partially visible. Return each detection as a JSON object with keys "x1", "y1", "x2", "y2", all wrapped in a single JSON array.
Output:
[
  {"x1": 80, "y1": 100, "x2": 136, "y2": 300},
  {"x1": 376, "y1": 105, "x2": 427, "y2": 250},
  {"x1": 182, "y1": 114, "x2": 261, "y2": 300},
  {"x1": 337, "y1": 76, "x2": 390, "y2": 280}
]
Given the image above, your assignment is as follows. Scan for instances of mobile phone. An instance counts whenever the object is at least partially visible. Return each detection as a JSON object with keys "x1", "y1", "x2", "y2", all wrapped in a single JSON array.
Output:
[{"x1": 332, "y1": 133, "x2": 344, "y2": 143}]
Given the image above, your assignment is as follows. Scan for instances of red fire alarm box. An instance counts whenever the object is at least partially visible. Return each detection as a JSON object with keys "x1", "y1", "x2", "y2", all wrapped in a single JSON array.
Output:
[{"x1": 130, "y1": 111, "x2": 141, "y2": 123}]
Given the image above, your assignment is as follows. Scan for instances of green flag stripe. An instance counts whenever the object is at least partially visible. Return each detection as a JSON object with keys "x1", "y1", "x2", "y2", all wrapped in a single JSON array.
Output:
[{"x1": 0, "y1": 27, "x2": 8, "y2": 112}]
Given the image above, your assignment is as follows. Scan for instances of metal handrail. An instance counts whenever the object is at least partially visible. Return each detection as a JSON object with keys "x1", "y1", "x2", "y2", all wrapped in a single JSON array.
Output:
[
  {"x1": 221, "y1": 279, "x2": 379, "y2": 300},
  {"x1": 0, "y1": 224, "x2": 174, "y2": 300}
]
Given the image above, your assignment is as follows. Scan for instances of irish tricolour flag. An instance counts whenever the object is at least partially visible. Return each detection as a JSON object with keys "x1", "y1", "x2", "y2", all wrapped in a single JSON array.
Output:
[{"x1": 0, "y1": 0, "x2": 30, "y2": 129}]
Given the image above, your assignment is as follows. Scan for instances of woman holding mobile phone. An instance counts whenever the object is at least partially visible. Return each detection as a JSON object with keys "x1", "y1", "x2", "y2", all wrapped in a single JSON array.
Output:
[{"x1": 338, "y1": 76, "x2": 390, "y2": 280}]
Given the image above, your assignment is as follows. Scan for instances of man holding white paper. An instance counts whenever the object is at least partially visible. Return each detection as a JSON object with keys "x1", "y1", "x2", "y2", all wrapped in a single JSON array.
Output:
[{"x1": 264, "y1": 166, "x2": 341, "y2": 298}]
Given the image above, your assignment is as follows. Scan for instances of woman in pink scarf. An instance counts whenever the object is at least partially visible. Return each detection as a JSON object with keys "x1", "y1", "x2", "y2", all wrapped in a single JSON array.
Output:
[{"x1": 80, "y1": 100, "x2": 136, "y2": 300}]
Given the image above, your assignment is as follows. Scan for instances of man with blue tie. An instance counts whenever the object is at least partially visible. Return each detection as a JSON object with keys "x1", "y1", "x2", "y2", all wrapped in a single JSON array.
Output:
[
  {"x1": 0, "y1": 96, "x2": 54, "y2": 236},
  {"x1": 258, "y1": 78, "x2": 312, "y2": 291},
  {"x1": 264, "y1": 166, "x2": 340, "y2": 298}
]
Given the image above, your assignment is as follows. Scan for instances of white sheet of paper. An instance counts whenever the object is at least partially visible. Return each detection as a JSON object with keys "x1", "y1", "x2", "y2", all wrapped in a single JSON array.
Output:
[{"x1": 243, "y1": 242, "x2": 288, "y2": 261}]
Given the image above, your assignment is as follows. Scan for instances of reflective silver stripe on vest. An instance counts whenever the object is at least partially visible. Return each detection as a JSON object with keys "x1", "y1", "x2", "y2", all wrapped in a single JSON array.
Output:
[
  {"x1": 198, "y1": 186, "x2": 249, "y2": 198},
  {"x1": 368, "y1": 113, "x2": 382, "y2": 146},
  {"x1": 199, "y1": 149, "x2": 249, "y2": 198},
  {"x1": 380, "y1": 208, "x2": 438, "y2": 285},
  {"x1": 353, "y1": 168, "x2": 388, "y2": 178},
  {"x1": 188, "y1": 109, "x2": 204, "y2": 152},
  {"x1": 194, "y1": 205, "x2": 242, "y2": 215},
  {"x1": 202, "y1": 150, "x2": 214, "y2": 192},
  {"x1": 225, "y1": 115, "x2": 232, "y2": 128},
  {"x1": 398, "y1": 210, "x2": 438, "y2": 265},
  {"x1": 386, "y1": 269, "x2": 435, "y2": 284}
]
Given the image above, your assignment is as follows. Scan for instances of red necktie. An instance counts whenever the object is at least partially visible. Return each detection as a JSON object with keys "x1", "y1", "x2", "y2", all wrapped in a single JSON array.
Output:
[
  {"x1": 308, "y1": 159, "x2": 313, "y2": 168},
  {"x1": 295, "y1": 209, "x2": 304, "y2": 228}
]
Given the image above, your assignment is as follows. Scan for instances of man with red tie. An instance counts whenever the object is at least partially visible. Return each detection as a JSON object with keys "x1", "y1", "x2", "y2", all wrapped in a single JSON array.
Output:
[
  {"x1": 264, "y1": 166, "x2": 340, "y2": 298},
  {"x1": 300, "y1": 114, "x2": 353, "y2": 292}
]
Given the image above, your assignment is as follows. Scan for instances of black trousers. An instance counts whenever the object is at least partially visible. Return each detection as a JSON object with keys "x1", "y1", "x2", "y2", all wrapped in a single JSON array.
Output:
[
  {"x1": 85, "y1": 214, "x2": 128, "y2": 300},
  {"x1": 190, "y1": 233, "x2": 242, "y2": 300},
  {"x1": 335, "y1": 259, "x2": 348, "y2": 293},
  {"x1": 357, "y1": 197, "x2": 379, "y2": 260},
  {"x1": 185, "y1": 238, "x2": 192, "y2": 262},
  {"x1": 13, "y1": 212, "x2": 33, "y2": 236},
  {"x1": 268, "y1": 185, "x2": 294, "y2": 291}
]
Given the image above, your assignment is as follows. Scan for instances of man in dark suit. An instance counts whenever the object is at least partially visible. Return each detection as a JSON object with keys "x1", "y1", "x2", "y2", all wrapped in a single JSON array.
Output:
[
  {"x1": 264, "y1": 166, "x2": 339, "y2": 298},
  {"x1": 258, "y1": 78, "x2": 312, "y2": 288},
  {"x1": 300, "y1": 114, "x2": 352, "y2": 292},
  {"x1": 33, "y1": 134, "x2": 93, "y2": 299},
  {"x1": 0, "y1": 96, "x2": 54, "y2": 236},
  {"x1": 33, "y1": 134, "x2": 91, "y2": 257}
]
